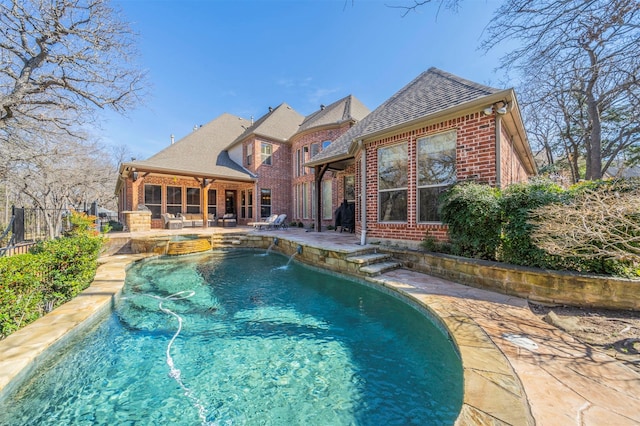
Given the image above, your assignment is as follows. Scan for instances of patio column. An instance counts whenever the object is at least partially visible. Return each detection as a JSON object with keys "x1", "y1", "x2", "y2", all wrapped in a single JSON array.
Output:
[
  {"x1": 201, "y1": 178, "x2": 210, "y2": 228},
  {"x1": 314, "y1": 164, "x2": 329, "y2": 233}
]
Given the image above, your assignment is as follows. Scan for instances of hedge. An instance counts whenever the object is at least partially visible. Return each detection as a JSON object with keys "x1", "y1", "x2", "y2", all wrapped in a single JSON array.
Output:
[{"x1": 0, "y1": 212, "x2": 104, "y2": 339}]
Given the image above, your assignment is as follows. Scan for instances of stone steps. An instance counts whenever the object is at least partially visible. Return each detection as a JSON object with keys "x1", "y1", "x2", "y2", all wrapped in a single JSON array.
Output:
[
  {"x1": 346, "y1": 251, "x2": 401, "y2": 277},
  {"x1": 359, "y1": 260, "x2": 402, "y2": 277}
]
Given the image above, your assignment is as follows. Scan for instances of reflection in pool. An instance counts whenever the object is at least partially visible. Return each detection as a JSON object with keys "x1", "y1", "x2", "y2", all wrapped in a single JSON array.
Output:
[{"x1": 0, "y1": 249, "x2": 463, "y2": 425}]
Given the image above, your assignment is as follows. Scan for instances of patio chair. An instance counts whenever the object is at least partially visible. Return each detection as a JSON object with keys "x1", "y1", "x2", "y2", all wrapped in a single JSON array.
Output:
[
  {"x1": 267, "y1": 214, "x2": 287, "y2": 230},
  {"x1": 249, "y1": 214, "x2": 279, "y2": 230},
  {"x1": 161, "y1": 213, "x2": 183, "y2": 229}
]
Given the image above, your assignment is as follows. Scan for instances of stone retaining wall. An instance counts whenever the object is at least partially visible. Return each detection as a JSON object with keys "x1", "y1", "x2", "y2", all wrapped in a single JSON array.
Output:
[{"x1": 385, "y1": 248, "x2": 640, "y2": 311}]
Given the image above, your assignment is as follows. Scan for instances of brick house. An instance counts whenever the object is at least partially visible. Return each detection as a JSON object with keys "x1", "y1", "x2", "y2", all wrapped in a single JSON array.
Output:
[
  {"x1": 115, "y1": 95, "x2": 370, "y2": 228},
  {"x1": 116, "y1": 67, "x2": 536, "y2": 243},
  {"x1": 306, "y1": 67, "x2": 536, "y2": 247}
]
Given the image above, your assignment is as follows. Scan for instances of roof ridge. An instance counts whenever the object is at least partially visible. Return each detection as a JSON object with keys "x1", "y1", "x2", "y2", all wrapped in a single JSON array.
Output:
[{"x1": 428, "y1": 67, "x2": 500, "y2": 94}]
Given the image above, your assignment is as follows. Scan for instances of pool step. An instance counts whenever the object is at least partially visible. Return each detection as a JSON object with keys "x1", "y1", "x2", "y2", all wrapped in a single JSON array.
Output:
[
  {"x1": 211, "y1": 233, "x2": 249, "y2": 248},
  {"x1": 346, "y1": 252, "x2": 401, "y2": 276}
]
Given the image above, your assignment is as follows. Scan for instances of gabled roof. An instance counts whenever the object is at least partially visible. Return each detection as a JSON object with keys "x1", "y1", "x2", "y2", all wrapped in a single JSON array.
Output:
[
  {"x1": 297, "y1": 95, "x2": 370, "y2": 134},
  {"x1": 227, "y1": 103, "x2": 305, "y2": 148},
  {"x1": 307, "y1": 67, "x2": 503, "y2": 167},
  {"x1": 120, "y1": 113, "x2": 255, "y2": 181}
]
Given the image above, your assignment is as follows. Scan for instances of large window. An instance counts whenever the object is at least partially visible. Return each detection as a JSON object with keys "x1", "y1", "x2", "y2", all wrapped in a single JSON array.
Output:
[
  {"x1": 246, "y1": 142, "x2": 253, "y2": 166},
  {"x1": 166, "y1": 186, "x2": 182, "y2": 215},
  {"x1": 261, "y1": 143, "x2": 272, "y2": 166},
  {"x1": 344, "y1": 175, "x2": 355, "y2": 201},
  {"x1": 378, "y1": 143, "x2": 408, "y2": 222},
  {"x1": 302, "y1": 183, "x2": 309, "y2": 219},
  {"x1": 241, "y1": 189, "x2": 253, "y2": 219},
  {"x1": 417, "y1": 131, "x2": 457, "y2": 222},
  {"x1": 144, "y1": 184, "x2": 162, "y2": 219},
  {"x1": 186, "y1": 187, "x2": 200, "y2": 214},
  {"x1": 322, "y1": 180, "x2": 332, "y2": 220},
  {"x1": 260, "y1": 189, "x2": 271, "y2": 218},
  {"x1": 207, "y1": 189, "x2": 217, "y2": 217},
  {"x1": 302, "y1": 146, "x2": 309, "y2": 175}
]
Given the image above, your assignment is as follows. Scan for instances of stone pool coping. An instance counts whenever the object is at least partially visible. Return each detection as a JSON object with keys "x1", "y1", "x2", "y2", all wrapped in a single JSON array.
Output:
[
  {"x1": 0, "y1": 251, "x2": 530, "y2": 425},
  {"x1": 1, "y1": 236, "x2": 639, "y2": 425}
]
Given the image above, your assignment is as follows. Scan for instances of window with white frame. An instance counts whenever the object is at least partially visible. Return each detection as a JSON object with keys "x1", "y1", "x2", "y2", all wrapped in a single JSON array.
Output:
[
  {"x1": 246, "y1": 142, "x2": 253, "y2": 166},
  {"x1": 417, "y1": 131, "x2": 457, "y2": 222},
  {"x1": 302, "y1": 182, "x2": 309, "y2": 218},
  {"x1": 378, "y1": 143, "x2": 408, "y2": 222},
  {"x1": 322, "y1": 180, "x2": 332, "y2": 219},
  {"x1": 302, "y1": 146, "x2": 309, "y2": 175},
  {"x1": 344, "y1": 175, "x2": 355, "y2": 201},
  {"x1": 261, "y1": 143, "x2": 272, "y2": 166},
  {"x1": 241, "y1": 189, "x2": 253, "y2": 219},
  {"x1": 260, "y1": 189, "x2": 271, "y2": 218}
]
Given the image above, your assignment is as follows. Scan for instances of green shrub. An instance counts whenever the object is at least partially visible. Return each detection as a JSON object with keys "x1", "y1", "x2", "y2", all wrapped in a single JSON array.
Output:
[
  {"x1": 439, "y1": 182, "x2": 501, "y2": 259},
  {"x1": 0, "y1": 211, "x2": 104, "y2": 339},
  {"x1": 498, "y1": 179, "x2": 564, "y2": 267},
  {"x1": 108, "y1": 220, "x2": 124, "y2": 232},
  {"x1": 420, "y1": 232, "x2": 452, "y2": 254},
  {"x1": 0, "y1": 254, "x2": 46, "y2": 338}
]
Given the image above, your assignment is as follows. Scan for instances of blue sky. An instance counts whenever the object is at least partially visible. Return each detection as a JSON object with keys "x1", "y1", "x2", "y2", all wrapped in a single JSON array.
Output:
[{"x1": 103, "y1": 0, "x2": 511, "y2": 159}]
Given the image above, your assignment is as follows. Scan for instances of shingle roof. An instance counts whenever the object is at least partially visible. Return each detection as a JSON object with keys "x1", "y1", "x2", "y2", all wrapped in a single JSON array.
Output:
[
  {"x1": 227, "y1": 103, "x2": 305, "y2": 148},
  {"x1": 307, "y1": 67, "x2": 501, "y2": 166},
  {"x1": 297, "y1": 95, "x2": 370, "y2": 133},
  {"x1": 125, "y1": 113, "x2": 255, "y2": 180}
]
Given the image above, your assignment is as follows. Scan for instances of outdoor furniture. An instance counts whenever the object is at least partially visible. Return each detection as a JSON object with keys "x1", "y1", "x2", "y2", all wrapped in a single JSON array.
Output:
[
  {"x1": 221, "y1": 213, "x2": 237, "y2": 227},
  {"x1": 161, "y1": 213, "x2": 183, "y2": 229},
  {"x1": 249, "y1": 214, "x2": 278, "y2": 230},
  {"x1": 269, "y1": 214, "x2": 288, "y2": 230},
  {"x1": 208, "y1": 214, "x2": 218, "y2": 227},
  {"x1": 334, "y1": 201, "x2": 355, "y2": 233},
  {"x1": 176, "y1": 213, "x2": 204, "y2": 227}
]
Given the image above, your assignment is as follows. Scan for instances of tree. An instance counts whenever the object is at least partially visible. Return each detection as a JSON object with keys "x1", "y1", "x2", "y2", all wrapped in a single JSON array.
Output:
[
  {"x1": 0, "y1": 0, "x2": 145, "y2": 142},
  {"x1": 5, "y1": 130, "x2": 117, "y2": 238},
  {"x1": 483, "y1": 0, "x2": 640, "y2": 180}
]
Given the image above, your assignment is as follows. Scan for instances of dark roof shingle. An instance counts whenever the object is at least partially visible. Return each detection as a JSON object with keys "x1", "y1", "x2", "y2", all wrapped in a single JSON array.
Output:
[{"x1": 308, "y1": 67, "x2": 501, "y2": 165}]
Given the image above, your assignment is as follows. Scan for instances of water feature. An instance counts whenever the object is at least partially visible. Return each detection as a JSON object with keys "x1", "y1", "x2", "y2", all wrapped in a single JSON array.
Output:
[{"x1": 0, "y1": 249, "x2": 463, "y2": 425}]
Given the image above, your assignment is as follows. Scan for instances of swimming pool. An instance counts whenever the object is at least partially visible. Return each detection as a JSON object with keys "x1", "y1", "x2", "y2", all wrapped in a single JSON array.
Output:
[{"x1": 0, "y1": 249, "x2": 463, "y2": 425}]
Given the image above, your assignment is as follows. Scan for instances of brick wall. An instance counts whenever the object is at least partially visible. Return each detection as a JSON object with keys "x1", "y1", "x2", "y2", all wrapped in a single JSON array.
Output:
[
  {"x1": 289, "y1": 123, "x2": 353, "y2": 226},
  {"x1": 249, "y1": 137, "x2": 292, "y2": 220},
  {"x1": 361, "y1": 112, "x2": 498, "y2": 243},
  {"x1": 119, "y1": 175, "x2": 253, "y2": 228},
  {"x1": 499, "y1": 124, "x2": 529, "y2": 186}
]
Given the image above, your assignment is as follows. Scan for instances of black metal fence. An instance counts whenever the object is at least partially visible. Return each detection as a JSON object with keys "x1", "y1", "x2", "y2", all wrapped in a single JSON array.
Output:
[{"x1": 0, "y1": 206, "x2": 72, "y2": 257}]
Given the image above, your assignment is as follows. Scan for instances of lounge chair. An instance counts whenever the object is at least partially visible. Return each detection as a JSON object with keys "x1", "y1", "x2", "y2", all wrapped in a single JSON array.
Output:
[
  {"x1": 268, "y1": 214, "x2": 287, "y2": 230},
  {"x1": 249, "y1": 214, "x2": 279, "y2": 230}
]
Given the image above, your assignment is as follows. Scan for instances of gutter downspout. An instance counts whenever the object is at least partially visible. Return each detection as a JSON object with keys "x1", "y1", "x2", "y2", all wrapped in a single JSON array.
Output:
[
  {"x1": 495, "y1": 114, "x2": 502, "y2": 188},
  {"x1": 359, "y1": 140, "x2": 367, "y2": 246}
]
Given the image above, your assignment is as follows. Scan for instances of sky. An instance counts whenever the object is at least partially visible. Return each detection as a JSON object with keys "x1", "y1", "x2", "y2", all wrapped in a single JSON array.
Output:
[{"x1": 101, "y1": 0, "x2": 513, "y2": 160}]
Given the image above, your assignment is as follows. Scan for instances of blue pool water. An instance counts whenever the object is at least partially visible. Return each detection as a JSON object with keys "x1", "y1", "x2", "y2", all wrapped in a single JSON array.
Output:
[{"x1": 0, "y1": 250, "x2": 463, "y2": 425}]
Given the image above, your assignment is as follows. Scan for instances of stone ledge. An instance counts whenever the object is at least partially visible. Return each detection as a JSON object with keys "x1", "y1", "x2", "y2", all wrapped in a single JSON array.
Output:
[{"x1": 386, "y1": 248, "x2": 640, "y2": 311}]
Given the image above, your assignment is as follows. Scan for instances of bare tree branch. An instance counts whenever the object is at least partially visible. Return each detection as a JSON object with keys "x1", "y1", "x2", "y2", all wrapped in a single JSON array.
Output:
[{"x1": 0, "y1": 0, "x2": 147, "y2": 141}]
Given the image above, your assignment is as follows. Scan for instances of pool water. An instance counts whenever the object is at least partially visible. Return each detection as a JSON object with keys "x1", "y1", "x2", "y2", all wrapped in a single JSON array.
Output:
[{"x1": 0, "y1": 250, "x2": 463, "y2": 425}]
